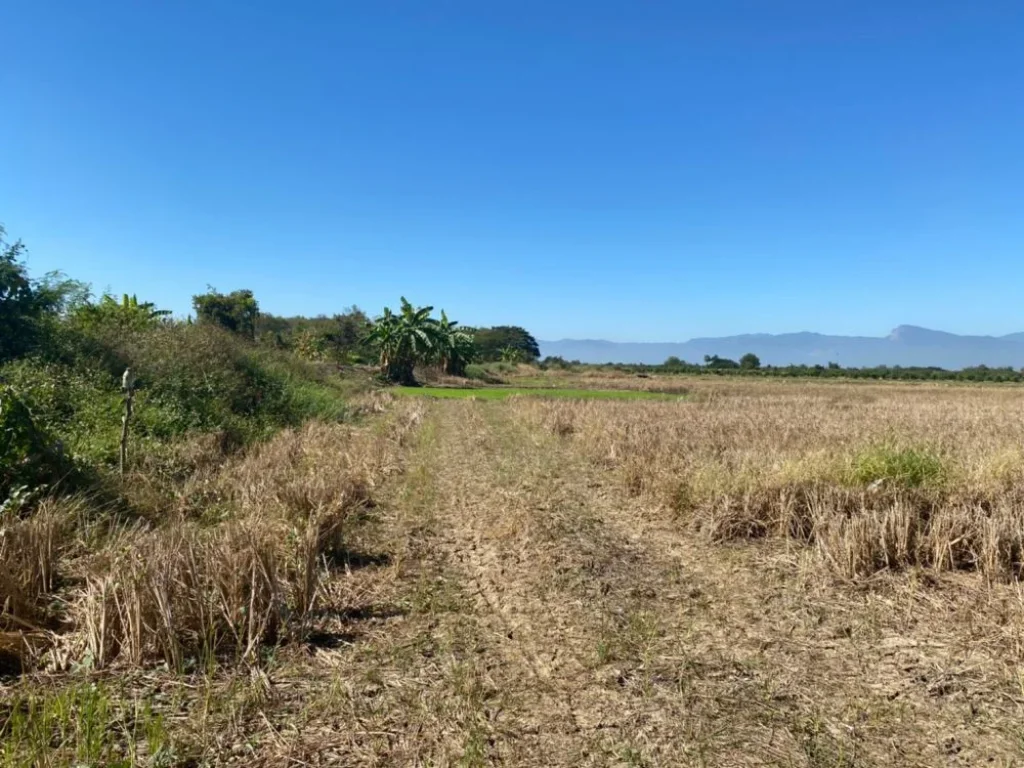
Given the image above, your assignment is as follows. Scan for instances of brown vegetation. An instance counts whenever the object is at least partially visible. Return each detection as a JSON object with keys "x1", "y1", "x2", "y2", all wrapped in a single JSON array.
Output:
[
  {"x1": 513, "y1": 380, "x2": 1024, "y2": 579},
  {"x1": 5, "y1": 379, "x2": 1024, "y2": 765},
  {"x1": 2, "y1": 395, "x2": 420, "y2": 676}
]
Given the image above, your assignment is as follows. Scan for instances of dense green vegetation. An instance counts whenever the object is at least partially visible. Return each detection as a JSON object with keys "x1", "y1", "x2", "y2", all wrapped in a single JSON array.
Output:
[
  {"x1": 0, "y1": 228, "x2": 353, "y2": 500},
  {"x1": 469, "y1": 326, "x2": 540, "y2": 363},
  {"x1": 0, "y1": 224, "x2": 550, "y2": 503}
]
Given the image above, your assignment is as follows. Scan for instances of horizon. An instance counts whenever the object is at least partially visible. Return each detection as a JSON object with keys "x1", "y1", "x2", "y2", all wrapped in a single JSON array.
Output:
[
  {"x1": 541, "y1": 324, "x2": 1024, "y2": 344},
  {"x1": 4, "y1": 2, "x2": 1024, "y2": 340}
]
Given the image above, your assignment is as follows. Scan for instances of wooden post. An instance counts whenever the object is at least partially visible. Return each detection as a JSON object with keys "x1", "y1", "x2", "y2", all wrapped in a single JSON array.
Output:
[{"x1": 120, "y1": 368, "x2": 135, "y2": 479}]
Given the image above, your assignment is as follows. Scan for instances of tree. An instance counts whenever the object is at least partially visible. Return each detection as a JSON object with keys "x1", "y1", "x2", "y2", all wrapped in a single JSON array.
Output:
[
  {"x1": 473, "y1": 326, "x2": 540, "y2": 362},
  {"x1": 435, "y1": 310, "x2": 475, "y2": 376},
  {"x1": 739, "y1": 352, "x2": 761, "y2": 370},
  {"x1": 72, "y1": 293, "x2": 171, "y2": 332},
  {"x1": 330, "y1": 307, "x2": 373, "y2": 363},
  {"x1": 192, "y1": 288, "x2": 259, "y2": 339},
  {"x1": 703, "y1": 354, "x2": 739, "y2": 370},
  {"x1": 0, "y1": 227, "x2": 80, "y2": 362},
  {"x1": 364, "y1": 298, "x2": 440, "y2": 384}
]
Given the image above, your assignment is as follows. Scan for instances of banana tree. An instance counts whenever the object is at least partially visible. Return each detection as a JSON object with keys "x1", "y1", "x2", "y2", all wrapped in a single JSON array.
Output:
[
  {"x1": 364, "y1": 298, "x2": 440, "y2": 384},
  {"x1": 435, "y1": 310, "x2": 475, "y2": 376},
  {"x1": 74, "y1": 293, "x2": 171, "y2": 332},
  {"x1": 500, "y1": 346, "x2": 523, "y2": 363}
]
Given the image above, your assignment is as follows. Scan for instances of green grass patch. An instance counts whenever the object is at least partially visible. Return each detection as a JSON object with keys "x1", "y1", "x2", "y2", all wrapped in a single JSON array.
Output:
[
  {"x1": 848, "y1": 444, "x2": 947, "y2": 488},
  {"x1": 392, "y1": 386, "x2": 683, "y2": 401}
]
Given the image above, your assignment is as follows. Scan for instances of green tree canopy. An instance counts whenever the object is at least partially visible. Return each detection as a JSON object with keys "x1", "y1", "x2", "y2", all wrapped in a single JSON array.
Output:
[
  {"x1": 435, "y1": 310, "x2": 475, "y2": 376},
  {"x1": 192, "y1": 288, "x2": 259, "y2": 339},
  {"x1": 72, "y1": 293, "x2": 171, "y2": 333},
  {"x1": 0, "y1": 227, "x2": 82, "y2": 362},
  {"x1": 739, "y1": 352, "x2": 761, "y2": 370},
  {"x1": 704, "y1": 354, "x2": 740, "y2": 370},
  {"x1": 364, "y1": 298, "x2": 441, "y2": 383},
  {"x1": 472, "y1": 326, "x2": 540, "y2": 362}
]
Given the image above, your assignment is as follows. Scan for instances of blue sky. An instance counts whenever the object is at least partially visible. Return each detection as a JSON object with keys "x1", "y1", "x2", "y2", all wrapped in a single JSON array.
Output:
[{"x1": 3, "y1": 1, "x2": 1023, "y2": 341}]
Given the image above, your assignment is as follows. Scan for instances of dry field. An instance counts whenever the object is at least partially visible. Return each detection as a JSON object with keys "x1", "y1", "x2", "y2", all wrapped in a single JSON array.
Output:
[{"x1": 4, "y1": 379, "x2": 1024, "y2": 766}]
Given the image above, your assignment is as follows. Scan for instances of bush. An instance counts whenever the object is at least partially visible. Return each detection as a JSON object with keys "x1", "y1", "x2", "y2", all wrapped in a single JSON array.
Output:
[
  {"x1": 0, "y1": 384, "x2": 71, "y2": 498},
  {"x1": 2, "y1": 322, "x2": 352, "y2": 482}
]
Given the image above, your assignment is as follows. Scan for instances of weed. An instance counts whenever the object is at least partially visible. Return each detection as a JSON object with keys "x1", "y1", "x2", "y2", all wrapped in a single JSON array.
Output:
[{"x1": 849, "y1": 444, "x2": 947, "y2": 488}]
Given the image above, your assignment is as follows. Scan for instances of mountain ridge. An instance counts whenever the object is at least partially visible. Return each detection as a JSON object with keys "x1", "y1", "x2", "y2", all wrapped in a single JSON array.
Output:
[{"x1": 539, "y1": 326, "x2": 1024, "y2": 368}]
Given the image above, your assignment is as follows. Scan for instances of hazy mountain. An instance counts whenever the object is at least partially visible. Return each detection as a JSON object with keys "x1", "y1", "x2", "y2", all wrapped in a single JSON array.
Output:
[{"x1": 539, "y1": 326, "x2": 1024, "y2": 369}]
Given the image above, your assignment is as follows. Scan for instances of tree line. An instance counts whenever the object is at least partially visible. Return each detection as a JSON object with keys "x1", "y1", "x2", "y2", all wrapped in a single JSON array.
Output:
[
  {"x1": 188, "y1": 288, "x2": 540, "y2": 381},
  {"x1": 541, "y1": 353, "x2": 1024, "y2": 382}
]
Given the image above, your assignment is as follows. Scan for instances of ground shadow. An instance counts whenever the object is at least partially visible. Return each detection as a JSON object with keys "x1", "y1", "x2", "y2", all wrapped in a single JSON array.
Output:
[{"x1": 326, "y1": 549, "x2": 392, "y2": 570}]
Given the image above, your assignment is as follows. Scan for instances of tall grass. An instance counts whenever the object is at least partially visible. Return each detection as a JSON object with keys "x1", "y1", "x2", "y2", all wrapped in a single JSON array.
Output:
[{"x1": 67, "y1": 402, "x2": 420, "y2": 670}]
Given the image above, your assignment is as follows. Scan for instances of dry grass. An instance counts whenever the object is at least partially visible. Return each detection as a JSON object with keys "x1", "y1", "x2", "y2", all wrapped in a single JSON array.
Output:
[
  {"x1": 77, "y1": 520, "x2": 296, "y2": 669},
  {"x1": 8, "y1": 380, "x2": 1024, "y2": 765},
  {"x1": 511, "y1": 381, "x2": 1024, "y2": 579},
  {"x1": 347, "y1": 393, "x2": 1024, "y2": 765},
  {"x1": 0, "y1": 396, "x2": 423, "y2": 677}
]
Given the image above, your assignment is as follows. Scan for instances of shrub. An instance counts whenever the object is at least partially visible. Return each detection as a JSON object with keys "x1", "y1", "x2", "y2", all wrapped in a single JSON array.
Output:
[
  {"x1": 0, "y1": 384, "x2": 71, "y2": 497},
  {"x1": 464, "y1": 364, "x2": 504, "y2": 383},
  {"x1": 3, "y1": 322, "x2": 353, "y2": 480}
]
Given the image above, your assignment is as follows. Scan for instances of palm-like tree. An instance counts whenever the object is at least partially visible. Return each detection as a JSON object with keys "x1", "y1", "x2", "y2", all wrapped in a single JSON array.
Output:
[
  {"x1": 75, "y1": 293, "x2": 171, "y2": 331},
  {"x1": 500, "y1": 346, "x2": 523, "y2": 363},
  {"x1": 435, "y1": 310, "x2": 475, "y2": 376},
  {"x1": 364, "y1": 298, "x2": 440, "y2": 383}
]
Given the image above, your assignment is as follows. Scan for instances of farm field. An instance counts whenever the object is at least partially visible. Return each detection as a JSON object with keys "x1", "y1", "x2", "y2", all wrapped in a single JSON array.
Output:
[
  {"x1": 391, "y1": 385, "x2": 684, "y2": 400},
  {"x1": 5, "y1": 378, "x2": 1024, "y2": 766}
]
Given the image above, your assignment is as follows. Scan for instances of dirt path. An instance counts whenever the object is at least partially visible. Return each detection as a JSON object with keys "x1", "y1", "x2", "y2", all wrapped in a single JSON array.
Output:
[
  {"x1": 402, "y1": 400, "x2": 801, "y2": 766},
  {"x1": 263, "y1": 398, "x2": 1024, "y2": 766}
]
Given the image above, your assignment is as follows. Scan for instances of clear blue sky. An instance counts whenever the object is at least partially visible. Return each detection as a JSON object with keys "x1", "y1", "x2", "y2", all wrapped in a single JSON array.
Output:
[{"x1": 3, "y1": 1, "x2": 1023, "y2": 341}]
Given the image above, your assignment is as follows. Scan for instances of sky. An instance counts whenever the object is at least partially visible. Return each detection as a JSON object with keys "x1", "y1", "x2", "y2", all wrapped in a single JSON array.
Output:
[{"x1": 3, "y1": 1, "x2": 1024, "y2": 342}]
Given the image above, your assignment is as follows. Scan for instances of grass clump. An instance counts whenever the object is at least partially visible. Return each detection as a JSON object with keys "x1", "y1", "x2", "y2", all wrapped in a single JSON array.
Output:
[
  {"x1": 848, "y1": 444, "x2": 947, "y2": 489},
  {"x1": 0, "y1": 682, "x2": 175, "y2": 767}
]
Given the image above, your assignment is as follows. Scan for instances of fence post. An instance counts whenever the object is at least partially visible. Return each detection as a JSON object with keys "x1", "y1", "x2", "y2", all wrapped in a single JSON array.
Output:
[{"x1": 120, "y1": 367, "x2": 135, "y2": 479}]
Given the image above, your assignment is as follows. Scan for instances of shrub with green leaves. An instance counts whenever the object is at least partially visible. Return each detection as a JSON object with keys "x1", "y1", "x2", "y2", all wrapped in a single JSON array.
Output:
[{"x1": 0, "y1": 384, "x2": 65, "y2": 497}]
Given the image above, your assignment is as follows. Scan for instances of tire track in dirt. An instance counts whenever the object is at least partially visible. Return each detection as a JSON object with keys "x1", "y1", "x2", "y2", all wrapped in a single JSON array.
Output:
[{"x1": 422, "y1": 399, "x2": 801, "y2": 766}]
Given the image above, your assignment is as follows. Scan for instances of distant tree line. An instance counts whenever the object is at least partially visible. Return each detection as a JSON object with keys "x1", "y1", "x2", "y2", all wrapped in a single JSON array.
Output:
[{"x1": 539, "y1": 352, "x2": 1024, "y2": 383}]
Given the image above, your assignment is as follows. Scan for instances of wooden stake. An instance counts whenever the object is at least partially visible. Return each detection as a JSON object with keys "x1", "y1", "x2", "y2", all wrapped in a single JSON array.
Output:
[{"x1": 120, "y1": 368, "x2": 135, "y2": 479}]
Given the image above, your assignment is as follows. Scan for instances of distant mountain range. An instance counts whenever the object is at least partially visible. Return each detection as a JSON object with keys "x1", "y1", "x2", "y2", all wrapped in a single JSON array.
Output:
[{"x1": 539, "y1": 326, "x2": 1024, "y2": 369}]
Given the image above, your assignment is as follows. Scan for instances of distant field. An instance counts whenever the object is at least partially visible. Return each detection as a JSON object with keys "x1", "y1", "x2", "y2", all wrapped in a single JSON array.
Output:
[{"x1": 391, "y1": 385, "x2": 684, "y2": 400}]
